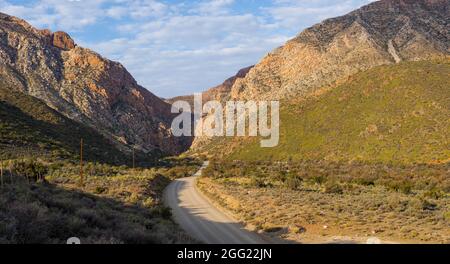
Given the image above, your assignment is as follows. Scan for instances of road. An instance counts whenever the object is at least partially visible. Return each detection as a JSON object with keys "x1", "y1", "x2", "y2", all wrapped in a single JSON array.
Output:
[{"x1": 164, "y1": 161, "x2": 272, "y2": 244}]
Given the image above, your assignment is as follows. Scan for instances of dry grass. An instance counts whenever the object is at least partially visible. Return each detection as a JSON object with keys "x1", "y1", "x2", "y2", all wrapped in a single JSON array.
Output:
[
  {"x1": 198, "y1": 161, "x2": 450, "y2": 244},
  {"x1": 0, "y1": 157, "x2": 201, "y2": 244}
]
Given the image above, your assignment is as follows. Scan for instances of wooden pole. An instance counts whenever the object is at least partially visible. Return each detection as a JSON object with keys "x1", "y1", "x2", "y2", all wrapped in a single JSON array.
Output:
[
  {"x1": 80, "y1": 138, "x2": 84, "y2": 186},
  {"x1": 132, "y1": 146, "x2": 135, "y2": 170},
  {"x1": 8, "y1": 161, "x2": 13, "y2": 184},
  {"x1": 1, "y1": 161, "x2": 3, "y2": 188}
]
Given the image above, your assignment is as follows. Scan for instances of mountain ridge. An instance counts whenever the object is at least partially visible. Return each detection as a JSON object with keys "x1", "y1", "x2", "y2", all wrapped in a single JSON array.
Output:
[
  {"x1": 0, "y1": 12, "x2": 191, "y2": 156},
  {"x1": 229, "y1": 0, "x2": 449, "y2": 101},
  {"x1": 166, "y1": 65, "x2": 254, "y2": 107},
  {"x1": 0, "y1": 83, "x2": 129, "y2": 163},
  {"x1": 226, "y1": 59, "x2": 450, "y2": 164}
]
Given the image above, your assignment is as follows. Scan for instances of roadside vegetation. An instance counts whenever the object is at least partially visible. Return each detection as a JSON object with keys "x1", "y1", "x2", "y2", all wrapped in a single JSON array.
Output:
[
  {"x1": 0, "y1": 157, "x2": 201, "y2": 244},
  {"x1": 199, "y1": 160, "x2": 450, "y2": 243},
  {"x1": 0, "y1": 82, "x2": 204, "y2": 243},
  {"x1": 0, "y1": 72, "x2": 205, "y2": 243}
]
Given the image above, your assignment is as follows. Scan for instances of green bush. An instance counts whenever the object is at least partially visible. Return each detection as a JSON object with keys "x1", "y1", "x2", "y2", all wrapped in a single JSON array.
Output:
[
  {"x1": 284, "y1": 173, "x2": 303, "y2": 190},
  {"x1": 444, "y1": 211, "x2": 450, "y2": 222},
  {"x1": 310, "y1": 175, "x2": 326, "y2": 185},
  {"x1": 386, "y1": 180, "x2": 413, "y2": 194},
  {"x1": 250, "y1": 176, "x2": 267, "y2": 188},
  {"x1": 323, "y1": 181, "x2": 344, "y2": 194},
  {"x1": 94, "y1": 186, "x2": 108, "y2": 194},
  {"x1": 11, "y1": 159, "x2": 48, "y2": 182},
  {"x1": 422, "y1": 189, "x2": 444, "y2": 200}
]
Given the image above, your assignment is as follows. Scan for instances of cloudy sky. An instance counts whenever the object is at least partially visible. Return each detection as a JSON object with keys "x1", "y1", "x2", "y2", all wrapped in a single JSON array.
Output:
[{"x1": 0, "y1": 0, "x2": 375, "y2": 98}]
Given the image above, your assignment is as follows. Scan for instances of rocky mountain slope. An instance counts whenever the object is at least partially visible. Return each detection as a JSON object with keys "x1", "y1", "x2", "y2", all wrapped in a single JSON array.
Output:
[
  {"x1": 224, "y1": 59, "x2": 450, "y2": 164},
  {"x1": 0, "y1": 13, "x2": 190, "y2": 156},
  {"x1": 166, "y1": 66, "x2": 253, "y2": 108},
  {"x1": 202, "y1": 66, "x2": 254, "y2": 102},
  {"x1": 230, "y1": 0, "x2": 449, "y2": 101},
  {"x1": 166, "y1": 66, "x2": 253, "y2": 149}
]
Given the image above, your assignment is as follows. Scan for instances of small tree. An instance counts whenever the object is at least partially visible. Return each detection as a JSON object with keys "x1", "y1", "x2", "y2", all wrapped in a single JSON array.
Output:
[{"x1": 12, "y1": 159, "x2": 48, "y2": 182}]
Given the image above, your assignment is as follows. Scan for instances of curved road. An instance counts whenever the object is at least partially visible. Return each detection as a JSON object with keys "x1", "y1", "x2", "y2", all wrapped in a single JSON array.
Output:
[{"x1": 164, "y1": 162, "x2": 272, "y2": 244}]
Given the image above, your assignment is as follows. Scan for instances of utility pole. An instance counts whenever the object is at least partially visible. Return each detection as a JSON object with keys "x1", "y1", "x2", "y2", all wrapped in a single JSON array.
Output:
[
  {"x1": 0, "y1": 161, "x2": 3, "y2": 188},
  {"x1": 132, "y1": 146, "x2": 135, "y2": 170},
  {"x1": 80, "y1": 138, "x2": 84, "y2": 187},
  {"x1": 8, "y1": 161, "x2": 13, "y2": 184}
]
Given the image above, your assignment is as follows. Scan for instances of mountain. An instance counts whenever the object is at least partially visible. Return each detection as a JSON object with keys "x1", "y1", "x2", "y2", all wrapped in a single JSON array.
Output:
[
  {"x1": 165, "y1": 66, "x2": 253, "y2": 149},
  {"x1": 0, "y1": 13, "x2": 191, "y2": 156},
  {"x1": 166, "y1": 66, "x2": 254, "y2": 108},
  {"x1": 0, "y1": 83, "x2": 129, "y2": 163},
  {"x1": 230, "y1": 0, "x2": 449, "y2": 101},
  {"x1": 202, "y1": 66, "x2": 254, "y2": 103},
  {"x1": 225, "y1": 59, "x2": 450, "y2": 164}
]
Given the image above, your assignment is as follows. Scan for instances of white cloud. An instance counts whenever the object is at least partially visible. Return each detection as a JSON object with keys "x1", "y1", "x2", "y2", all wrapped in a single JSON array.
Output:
[
  {"x1": 87, "y1": 12, "x2": 288, "y2": 97},
  {"x1": 265, "y1": 0, "x2": 375, "y2": 30},
  {"x1": 193, "y1": 0, "x2": 235, "y2": 15},
  {"x1": 0, "y1": 0, "x2": 169, "y2": 30},
  {"x1": 0, "y1": 0, "x2": 107, "y2": 30}
]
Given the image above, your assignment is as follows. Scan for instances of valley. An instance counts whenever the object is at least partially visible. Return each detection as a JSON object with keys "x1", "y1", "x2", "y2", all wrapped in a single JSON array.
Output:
[{"x1": 0, "y1": 0, "x2": 449, "y2": 244}]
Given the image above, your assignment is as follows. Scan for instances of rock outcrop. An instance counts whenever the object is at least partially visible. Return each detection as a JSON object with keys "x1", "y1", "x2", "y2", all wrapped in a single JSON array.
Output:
[
  {"x1": 166, "y1": 65, "x2": 254, "y2": 108},
  {"x1": 230, "y1": 0, "x2": 450, "y2": 101},
  {"x1": 0, "y1": 12, "x2": 191, "y2": 155},
  {"x1": 204, "y1": 66, "x2": 254, "y2": 102},
  {"x1": 52, "y1": 31, "x2": 76, "y2": 50}
]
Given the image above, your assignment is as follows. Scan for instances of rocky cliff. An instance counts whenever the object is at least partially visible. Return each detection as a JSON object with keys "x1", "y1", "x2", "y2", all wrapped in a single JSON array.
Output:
[
  {"x1": 165, "y1": 66, "x2": 253, "y2": 149},
  {"x1": 0, "y1": 12, "x2": 191, "y2": 155},
  {"x1": 166, "y1": 66, "x2": 253, "y2": 108},
  {"x1": 203, "y1": 66, "x2": 254, "y2": 102},
  {"x1": 231, "y1": 0, "x2": 450, "y2": 101}
]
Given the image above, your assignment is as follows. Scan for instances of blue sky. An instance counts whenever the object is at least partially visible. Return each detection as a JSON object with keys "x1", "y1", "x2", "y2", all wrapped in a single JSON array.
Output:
[{"x1": 0, "y1": 0, "x2": 375, "y2": 98}]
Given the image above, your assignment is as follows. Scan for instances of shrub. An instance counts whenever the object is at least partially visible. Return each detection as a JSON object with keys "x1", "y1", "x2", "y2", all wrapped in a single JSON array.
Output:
[
  {"x1": 422, "y1": 189, "x2": 444, "y2": 200},
  {"x1": 284, "y1": 173, "x2": 303, "y2": 190},
  {"x1": 94, "y1": 186, "x2": 108, "y2": 194},
  {"x1": 323, "y1": 181, "x2": 344, "y2": 194},
  {"x1": 11, "y1": 159, "x2": 48, "y2": 182},
  {"x1": 310, "y1": 175, "x2": 326, "y2": 185},
  {"x1": 444, "y1": 212, "x2": 450, "y2": 222},
  {"x1": 386, "y1": 180, "x2": 414, "y2": 194},
  {"x1": 152, "y1": 206, "x2": 172, "y2": 220},
  {"x1": 250, "y1": 176, "x2": 270, "y2": 188}
]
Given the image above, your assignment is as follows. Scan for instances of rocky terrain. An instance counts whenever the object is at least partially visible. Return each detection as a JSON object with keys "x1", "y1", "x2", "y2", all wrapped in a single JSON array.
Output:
[
  {"x1": 228, "y1": 59, "x2": 450, "y2": 164},
  {"x1": 166, "y1": 66, "x2": 254, "y2": 149},
  {"x1": 230, "y1": 0, "x2": 449, "y2": 101},
  {"x1": 0, "y1": 13, "x2": 191, "y2": 156},
  {"x1": 166, "y1": 66, "x2": 253, "y2": 108}
]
